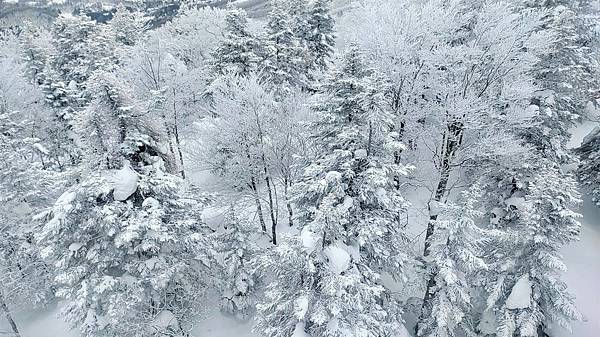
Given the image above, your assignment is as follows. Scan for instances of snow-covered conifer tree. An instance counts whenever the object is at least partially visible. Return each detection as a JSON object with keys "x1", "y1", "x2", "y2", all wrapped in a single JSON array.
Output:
[
  {"x1": 303, "y1": 0, "x2": 335, "y2": 71},
  {"x1": 480, "y1": 160, "x2": 582, "y2": 336},
  {"x1": 578, "y1": 128, "x2": 600, "y2": 201},
  {"x1": 214, "y1": 207, "x2": 260, "y2": 320},
  {"x1": 260, "y1": 0, "x2": 306, "y2": 94},
  {"x1": 37, "y1": 71, "x2": 211, "y2": 337},
  {"x1": 211, "y1": 5, "x2": 260, "y2": 79},
  {"x1": 417, "y1": 184, "x2": 493, "y2": 337},
  {"x1": 255, "y1": 45, "x2": 413, "y2": 337},
  {"x1": 514, "y1": 0, "x2": 600, "y2": 160}
]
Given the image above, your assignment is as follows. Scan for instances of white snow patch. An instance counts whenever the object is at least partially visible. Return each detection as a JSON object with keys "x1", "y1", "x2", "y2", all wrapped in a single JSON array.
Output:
[
  {"x1": 477, "y1": 310, "x2": 497, "y2": 335},
  {"x1": 336, "y1": 195, "x2": 354, "y2": 213},
  {"x1": 68, "y1": 242, "x2": 83, "y2": 252},
  {"x1": 342, "y1": 243, "x2": 361, "y2": 261},
  {"x1": 292, "y1": 322, "x2": 310, "y2": 337},
  {"x1": 505, "y1": 197, "x2": 526, "y2": 210},
  {"x1": 107, "y1": 165, "x2": 138, "y2": 201},
  {"x1": 301, "y1": 228, "x2": 319, "y2": 253},
  {"x1": 142, "y1": 197, "x2": 160, "y2": 209},
  {"x1": 354, "y1": 149, "x2": 367, "y2": 159},
  {"x1": 550, "y1": 193, "x2": 600, "y2": 337},
  {"x1": 325, "y1": 171, "x2": 342, "y2": 184},
  {"x1": 150, "y1": 310, "x2": 179, "y2": 332},
  {"x1": 429, "y1": 200, "x2": 442, "y2": 217},
  {"x1": 294, "y1": 296, "x2": 309, "y2": 319},
  {"x1": 33, "y1": 143, "x2": 49, "y2": 155},
  {"x1": 325, "y1": 245, "x2": 351, "y2": 274},
  {"x1": 505, "y1": 274, "x2": 532, "y2": 309}
]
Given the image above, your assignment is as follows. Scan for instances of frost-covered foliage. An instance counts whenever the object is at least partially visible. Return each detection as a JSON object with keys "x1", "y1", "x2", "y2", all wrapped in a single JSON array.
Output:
[
  {"x1": 152, "y1": 6, "x2": 226, "y2": 69},
  {"x1": 255, "y1": 45, "x2": 413, "y2": 337},
  {"x1": 201, "y1": 75, "x2": 277, "y2": 197},
  {"x1": 109, "y1": 4, "x2": 147, "y2": 46},
  {"x1": 481, "y1": 161, "x2": 582, "y2": 336},
  {"x1": 417, "y1": 185, "x2": 491, "y2": 337},
  {"x1": 37, "y1": 70, "x2": 212, "y2": 337},
  {"x1": 515, "y1": 0, "x2": 600, "y2": 160},
  {"x1": 210, "y1": 6, "x2": 260, "y2": 79},
  {"x1": 213, "y1": 208, "x2": 260, "y2": 320},
  {"x1": 1, "y1": 0, "x2": 598, "y2": 336}
]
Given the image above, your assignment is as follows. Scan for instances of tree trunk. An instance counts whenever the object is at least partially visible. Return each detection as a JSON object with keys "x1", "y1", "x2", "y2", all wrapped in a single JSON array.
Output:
[
  {"x1": 250, "y1": 177, "x2": 267, "y2": 233},
  {"x1": 263, "y1": 165, "x2": 278, "y2": 245},
  {"x1": 172, "y1": 88, "x2": 186, "y2": 179},
  {"x1": 0, "y1": 292, "x2": 21, "y2": 337},
  {"x1": 417, "y1": 121, "x2": 464, "y2": 334},
  {"x1": 284, "y1": 176, "x2": 294, "y2": 227}
]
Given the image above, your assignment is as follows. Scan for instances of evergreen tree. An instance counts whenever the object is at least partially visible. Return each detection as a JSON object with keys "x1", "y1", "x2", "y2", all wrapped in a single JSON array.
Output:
[
  {"x1": 255, "y1": 45, "x2": 413, "y2": 337},
  {"x1": 37, "y1": 72, "x2": 211, "y2": 337},
  {"x1": 480, "y1": 160, "x2": 582, "y2": 336},
  {"x1": 50, "y1": 13, "x2": 117, "y2": 90},
  {"x1": 210, "y1": 5, "x2": 260, "y2": 79},
  {"x1": 417, "y1": 184, "x2": 493, "y2": 337},
  {"x1": 214, "y1": 207, "x2": 260, "y2": 320},
  {"x1": 303, "y1": 0, "x2": 335, "y2": 71},
  {"x1": 577, "y1": 127, "x2": 600, "y2": 202},
  {"x1": 110, "y1": 4, "x2": 147, "y2": 46},
  {"x1": 515, "y1": 0, "x2": 600, "y2": 161},
  {"x1": 260, "y1": 0, "x2": 306, "y2": 94}
]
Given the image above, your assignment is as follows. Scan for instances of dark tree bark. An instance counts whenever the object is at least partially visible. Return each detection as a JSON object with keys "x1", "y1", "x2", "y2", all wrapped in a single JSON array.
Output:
[
  {"x1": 250, "y1": 177, "x2": 267, "y2": 233},
  {"x1": 0, "y1": 292, "x2": 21, "y2": 337},
  {"x1": 284, "y1": 176, "x2": 294, "y2": 227},
  {"x1": 417, "y1": 119, "x2": 464, "y2": 334}
]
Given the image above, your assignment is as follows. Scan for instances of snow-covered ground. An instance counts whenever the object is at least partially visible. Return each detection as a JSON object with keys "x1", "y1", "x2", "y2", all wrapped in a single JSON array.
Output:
[
  {"x1": 3, "y1": 122, "x2": 599, "y2": 337},
  {"x1": 0, "y1": 299, "x2": 258, "y2": 337},
  {"x1": 550, "y1": 120, "x2": 600, "y2": 337},
  {"x1": 550, "y1": 193, "x2": 600, "y2": 337}
]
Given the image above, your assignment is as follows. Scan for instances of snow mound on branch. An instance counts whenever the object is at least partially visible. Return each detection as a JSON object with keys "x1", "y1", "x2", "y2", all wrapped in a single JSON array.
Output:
[
  {"x1": 505, "y1": 274, "x2": 532, "y2": 309},
  {"x1": 142, "y1": 197, "x2": 160, "y2": 209},
  {"x1": 301, "y1": 228, "x2": 319, "y2": 253},
  {"x1": 294, "y1": 295, "x2": 309, "y2": 319},
  {"x1": 505, "y1": 196, "x2": 526, "y2": 210},
  {"x1": 354, "y1": 149, "x2": 367, "y2": 158},
  {"x1": 107, "y1": 165, "x2": 138, "y2": 201},
  {"x1": 325, "y1": 171, "x2": 342, "y2": 183},
  {"x1": 68, "y1": 242, "x2": 83, "y2": 252},
  {"x1": 337, "y1": 196, "x2": 354, "y2": 213},
  {"x1": 325, "y1": 245, "x2": 351, "y2": 274}
]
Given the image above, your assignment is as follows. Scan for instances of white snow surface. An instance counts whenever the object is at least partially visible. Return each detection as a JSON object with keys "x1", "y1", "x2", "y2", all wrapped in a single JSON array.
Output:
[
  {"x1": 549, "y1": 192, "x2": 600, "y2": 337},
  {"x1": 107, "y1": 165, "x2": 138, "y2": 201},
  {"x1": 294, "y1": 295, "x2": 309, "y2": 319},
  {"x1": 505, "y1": 274, "x2": 532, "y2": 310},
  {"x1": 324, "y1": 244, "x2": 351, "y2": 274},
  {"x1": 301, "y1": 227, "x2": 319, "y2": 253},
  {"x1": 292, "y1": 322, "x2": 310, "y2": 337}
]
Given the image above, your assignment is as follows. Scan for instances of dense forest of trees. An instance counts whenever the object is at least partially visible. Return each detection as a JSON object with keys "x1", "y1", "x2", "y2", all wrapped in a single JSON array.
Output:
[{"x1": 0, "y1": 0, "x2": 599, "y2": 337}]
